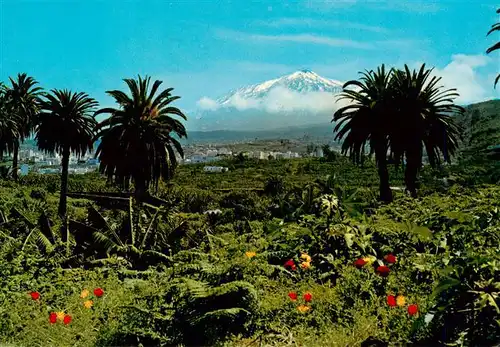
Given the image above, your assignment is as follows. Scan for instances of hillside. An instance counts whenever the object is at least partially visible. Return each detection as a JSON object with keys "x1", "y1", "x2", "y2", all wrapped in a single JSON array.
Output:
[
  {"x1": 455, "y1": 99, "x2": 500, "y2": 157},
  {"x1": 184, "y1": 123, "x2": 335, "y2": 144}
]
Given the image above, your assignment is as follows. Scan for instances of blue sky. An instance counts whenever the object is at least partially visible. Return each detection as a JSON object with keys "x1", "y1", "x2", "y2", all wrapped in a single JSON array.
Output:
[{"x1": 1, "y1": 0, "x2": 499, "y2": 123}]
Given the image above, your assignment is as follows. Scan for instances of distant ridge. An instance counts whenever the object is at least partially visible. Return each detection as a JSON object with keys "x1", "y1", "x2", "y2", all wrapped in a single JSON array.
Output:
[{"x1": 183, "y1": 123, "x2": 334, "y2": 144}]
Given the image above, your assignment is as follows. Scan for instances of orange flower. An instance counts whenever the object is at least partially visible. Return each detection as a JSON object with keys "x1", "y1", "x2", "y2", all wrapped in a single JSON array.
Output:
[
  {"x1": 56, "y1": 311, "x2": 65, "y2": 321},
  {"x1": 297, "y1": 304, "x2": 311, "y2": 313},
  {"x1": 300, "y1": 261, "x2": 311, "y2": 269},
  {"x1": 300, "y1": 253, "x2": 312, "y2": 263},
  {"x1": 245, "y1": 251, "x2": 257, "y2": 259},
  {"x1": 80, "y1": 289, "x2": 90, "y2": 299},
  {"x1": 396, "y1": 295, "x2": 406, "y2": 307},
  {"x1": 83, "y1": 300, "x2": 93, "y2": 309}
]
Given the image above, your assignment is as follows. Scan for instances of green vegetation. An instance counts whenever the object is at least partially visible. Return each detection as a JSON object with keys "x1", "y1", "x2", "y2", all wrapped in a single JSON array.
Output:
[
  {"x1": 457, "y1": 99, "x2": 500, "y2": 156},
  {"x1": 0, "y1": 155, "x2": 499, "y2": 346},
  {"x1": 0, "y1": 51, "x2": 499, "y2": 345}
]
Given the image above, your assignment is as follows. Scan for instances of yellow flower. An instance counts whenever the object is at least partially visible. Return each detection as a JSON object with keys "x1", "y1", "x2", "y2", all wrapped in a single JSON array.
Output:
[
  {"x1": 300, "y1": 253, "x2": 312, "y2": 263},
  {"x1": 83, "y1": 300, "x2": 93, "y2": 309},
  {"x1": 297, "y1": 304, "x2": 311, "y2": 313},
  {"x1": 362, "y1": 255, "x2": 376, "y2": 266},
  {"x1": 300, "y1": 261, "x2": 311, "y2": 269},
  {"x1": 56, "y1": 311, "x2": 65, "y2": 321},
  {"x1": 245, "y1": 251, "x2": 256, "y2": 259},
  {"x1": 396, "y1": 295, "x2": 406, "y2": 307},
  {"x1": 80, "y1": 289, "x2": 90, "y2": 299}
]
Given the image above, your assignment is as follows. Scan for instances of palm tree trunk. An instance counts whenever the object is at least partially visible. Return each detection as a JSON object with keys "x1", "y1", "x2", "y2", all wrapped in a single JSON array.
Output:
[
  {"x1": 133, "y1": 178, "x2": 149, "y2": 202},
  {"x1": 375, "y1": 142, "x2": 392, "y2": 203},
  {"x1": 404, "y1": 145, "x2": 422, "y2": 198},
  {"x1": 58, "y1": 146, "x2": 70, "y2": 218},
  {"x1": 12, "y1": 141, "x2": 19, "y2": 181}
]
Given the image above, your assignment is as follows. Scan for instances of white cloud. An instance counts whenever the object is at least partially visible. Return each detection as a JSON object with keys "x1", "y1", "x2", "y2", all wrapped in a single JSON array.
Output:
[
  {"x1": 260, "y1": 18, "x2": 389, "y2": 34},
  {"x1": 196, "y1": 97, "x2": 220, "y2": 111},
  {"x1": 429, "y1": 54, "x2": 496, "y2": 104},
  {"x1": 215, "y1": 29, "x2": 421, "y2": 51},
  {"x1": 251, "y1": 33, "x2": 372, "y2": 49},
  {"x1": 303, "y1": 0, "x2": 358, "y2": 10},
  {"x1": 215, "y1": 29, "x2": 373, "y2": 49},
  {"x1": 302, "y1": 0, "x2": 440, "y2": 13}
]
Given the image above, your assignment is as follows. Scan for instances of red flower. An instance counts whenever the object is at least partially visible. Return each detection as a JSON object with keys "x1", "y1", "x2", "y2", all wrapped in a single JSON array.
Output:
[
  {"x1": 386, "y1": 295, "x2": 396, "y2": 307},
  {"x1": 30, "y1": 291, "x2": 40, "y2": 300},
  {"x1": 354, "y1": 258, "x2": 367, "y2": 269},
  {"x1": 93, "y1": 288, "x2": 104, "y2": 297},
  {"x1": 284, "y1": 259, "x2": 297, "y2": 271},
  {"x1": 408, "y1": 304, "x2": 418, "y2": 316},
  {"x1": 376, "y1": 265, "x2": 390, "y2": 277},
  {"x1": 288, "y1": 292, "x2": 298, "y2": 301},
  {"x1": 384, "y1": 254, "x2": 397, "y2": 264},
  {"x1": 63, "y1": 314, "x2": 72, "y2": 325},
  {"x1": 49, "y1": 312, "x2": 57, "y2": 324},
  {"x1": 303, "y1": 292, "x2": 312, "y2": 302}
]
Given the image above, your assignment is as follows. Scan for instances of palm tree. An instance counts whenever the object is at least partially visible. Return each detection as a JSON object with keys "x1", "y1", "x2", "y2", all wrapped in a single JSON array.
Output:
[
  {"x1": 333, "y1": 65, "x2": 394, "y2": 202},
  {"x1": 35, "y1": 90, "x2": 98, "y2": 218},
  {"x1": 486, "y1": 8, "x2": 500, "y2": 87},
  {"x1": 0, "y1": 85, "x2": 21, "y2": 165},
  {"x1": 4, "y1": 73, "x2": 43, "y2": 180},
  {"x1": 94, "y1": 75, "x2": 187, "y2": 198},
  {"x1": 389, "y1": 64, "x2": 463, "y2": 196}
]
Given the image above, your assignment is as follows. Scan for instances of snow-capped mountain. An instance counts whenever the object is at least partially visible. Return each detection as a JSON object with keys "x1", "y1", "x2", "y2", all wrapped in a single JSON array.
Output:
[
  {"x1": 193, "y1": 70, "x2": 345, "y2": 131},
  {"x1": 217, "y1": 69, "x2": 343, "y2": 105}
]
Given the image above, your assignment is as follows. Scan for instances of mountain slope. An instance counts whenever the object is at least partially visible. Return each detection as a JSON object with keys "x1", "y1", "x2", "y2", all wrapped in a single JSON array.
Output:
[
  {"x1": 455, "y1": 99, "x2": 500, "y2": 155},
  {"x1": 217, "y1": 69, "x2": 343, "y2": 105},
  {"x1": 184, "y1": 99, "x2": 500, "y2": 146},
  {"x1": 192, "y1": 70, "x2": 344, "y2": 131}
]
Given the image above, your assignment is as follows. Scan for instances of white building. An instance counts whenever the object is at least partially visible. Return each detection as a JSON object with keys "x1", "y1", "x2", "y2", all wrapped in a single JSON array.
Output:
[
  {"x1": 203, "y1": 166, "x2": 228, "y2": 173},
  {"x1": 206, "y1": 149, "x2": 218, "y2": 157},
  {"x1": 218, "y1": 148, "x2": 232, "y2": 155},
  {"x1": 315, "y1": 147, "x2": 324, "y2": 158}
]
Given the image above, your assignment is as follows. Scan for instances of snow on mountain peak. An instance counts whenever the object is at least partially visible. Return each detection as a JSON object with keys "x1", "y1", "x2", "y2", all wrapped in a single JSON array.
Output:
[
  {"x1": 193, "y1": 70, "x2": 348, "y2": 131},
  {"x1": 217, "y1": 70, "x2": 344, "y2": 105}
]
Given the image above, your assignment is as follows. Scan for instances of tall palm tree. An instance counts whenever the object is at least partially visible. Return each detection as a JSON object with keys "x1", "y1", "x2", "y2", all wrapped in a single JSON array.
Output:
[
  {"x1": 94, "y1": 76, "x2": 187, "y2": 197},
  {"x1": 486, "y1": 8, "x2": 500, "y2": 87},
  {"x1": 333, "y1": 65, "x2": 394, "y2": 202},
  {"x1": 0, "y1": 85, "x2": 20, "y2": 164},
  {"x1": 35, "y1": 90, "x2": 98, "y2": 218},
  {"x1": 4, "y1": 73, "x2": 43, "y2": 180},
  {"x1": 389, "y1": 64, "x2": 463, "y2": 196}
]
